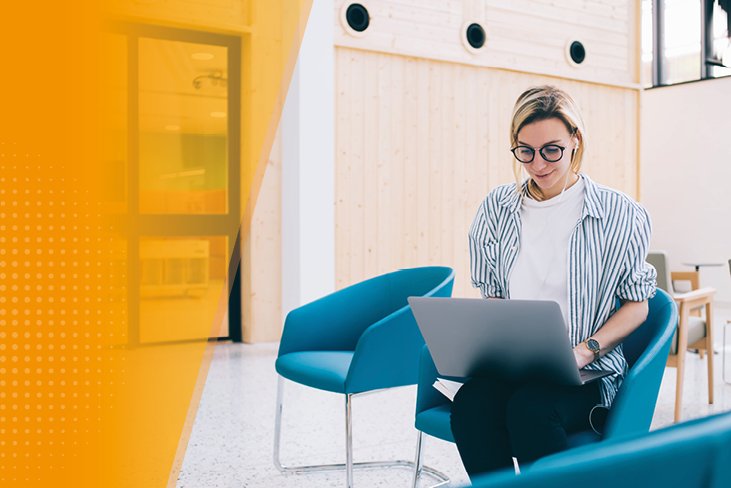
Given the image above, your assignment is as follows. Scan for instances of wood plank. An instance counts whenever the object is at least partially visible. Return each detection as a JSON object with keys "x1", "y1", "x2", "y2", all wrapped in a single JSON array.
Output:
[
  {"x1": 416, "y1": 58, "x2": 431, "y2": 266},
  {"x1": 389, "y1": 55, "x2": 406, "y2": 271},
  {"x1": 379, "y1": 0, "x2": 462, "y2": 14},
  {"x1": 242, "y1": 125, "x2": 282, "y2": 343},
  {"x1": 366, "y1": 1, "x2": 463, "y2": 27},
  {"x1": 453, "y1": 64, "x2": 469, "y2": 297},
  {"x1": 485, "y1": 23, "x2": 630, "y2": 57},
  {"x1": 349, "y1": 49, "x2": 366, "y2": 286},
  {"x1": 517, "y1": 0, "x2": 628, "y2": 19},
  {"x1": 363, "y1": 50, "x2": 379, "y2": 280},
  {"x1": 335, "y1": 47, "x2": 353, "y2": 290},
  {"x1": 402, "y1": 56, "x2": 419, "y2": 269},
  {"x1": 484, "y1": 10, "x2": 629, "y2": 48},
  {"x1": 487, "y1": 1, "x2": 628, "y2": 33},
  {"x1": 428, "y1": 59, "x2": 443, "y2": 265},
  {"x1": 377, "y1": 52, "x2": 393, "y2": 274},
  {"x1": 440, "y1": 63, "x2": 455, "y2": 271}
]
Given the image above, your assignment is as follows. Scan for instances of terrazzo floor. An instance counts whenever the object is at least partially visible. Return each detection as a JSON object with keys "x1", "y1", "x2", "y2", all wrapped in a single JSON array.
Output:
[{"x1": 177, "y1": 305, "x2": 731, "y2": 488}]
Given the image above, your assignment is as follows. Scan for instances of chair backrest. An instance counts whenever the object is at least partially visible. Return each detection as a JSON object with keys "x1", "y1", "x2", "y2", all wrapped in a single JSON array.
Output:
[
  {"x1": 476, "y1": 411, "x2": 731, "y2": 488},
  {"x1": 602, "y1": 288, "x2": 677, "y2": 440},
  {"x1": 278, "y1": 266, "x2": 455, "y2": 357},
  {"x1": 646, "y1": 250, "x2": 672, "y2": 296}
]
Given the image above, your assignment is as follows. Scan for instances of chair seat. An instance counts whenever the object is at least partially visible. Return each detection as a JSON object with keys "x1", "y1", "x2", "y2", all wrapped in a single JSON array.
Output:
[
  {"x1": 415, "y1": 405, "x2": 455, "y2": 443},
  {"x1": 276, "y1": 351, "x2": 354, "y2": 394},
  {"x1": 670, "y1": 316, "x2": 706, "y2": 354}
]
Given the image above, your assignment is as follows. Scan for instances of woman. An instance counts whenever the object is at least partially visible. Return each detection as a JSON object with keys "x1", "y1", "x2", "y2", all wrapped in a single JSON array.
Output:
[{"x1": 451, "y1": 85, "x2": 656, "y2": 478}]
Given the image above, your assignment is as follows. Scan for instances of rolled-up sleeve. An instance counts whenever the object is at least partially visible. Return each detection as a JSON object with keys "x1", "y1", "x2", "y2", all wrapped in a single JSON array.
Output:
[
  {"x1": 469, "y1": 199, "x2": 503, "y2": 298},
  {"x1": 615, "y1": 204, "x2": 657, "y2": 302}
]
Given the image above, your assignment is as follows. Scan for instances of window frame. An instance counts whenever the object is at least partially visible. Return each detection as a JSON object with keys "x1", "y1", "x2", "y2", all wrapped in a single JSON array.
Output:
[{"x1": 649, "y1": 0, "x2": 730, "y2": 87}]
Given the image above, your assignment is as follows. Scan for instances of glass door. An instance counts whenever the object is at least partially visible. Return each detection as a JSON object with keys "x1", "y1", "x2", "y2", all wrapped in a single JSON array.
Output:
[{"x1": 106, "y1": 22, "x2": 241, "y2": 345}]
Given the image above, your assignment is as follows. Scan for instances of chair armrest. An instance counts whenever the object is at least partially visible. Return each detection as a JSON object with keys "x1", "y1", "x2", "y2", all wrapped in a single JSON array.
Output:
[
  {"x1": 603, "y1": 290, "x2": 677, "y2": 440},
  {"x1": 673, "y1": 287, "x2": 716, "y2": 312},
  {"x1": 674, "y1": 287, "x2": 716, "y2": 302},
  {"x1": 344, "y1": 305, "x2": 425, "y2": 393}
]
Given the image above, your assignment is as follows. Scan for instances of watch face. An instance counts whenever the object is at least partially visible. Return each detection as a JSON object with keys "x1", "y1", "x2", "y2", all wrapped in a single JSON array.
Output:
[{"x1": 587, "y1": 339, "x2": 600, "y2": 352}]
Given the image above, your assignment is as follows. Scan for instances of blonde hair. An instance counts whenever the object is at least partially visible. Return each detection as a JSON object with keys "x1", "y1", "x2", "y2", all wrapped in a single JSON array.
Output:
[{"x1": 510, "y1": 86, "x2": 587, "y2": 201}]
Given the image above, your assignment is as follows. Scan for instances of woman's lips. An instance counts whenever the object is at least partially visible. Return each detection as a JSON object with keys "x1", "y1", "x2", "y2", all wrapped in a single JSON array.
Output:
[{"x1": 533, "y1": 170, "x2": 553, "y2": 180}]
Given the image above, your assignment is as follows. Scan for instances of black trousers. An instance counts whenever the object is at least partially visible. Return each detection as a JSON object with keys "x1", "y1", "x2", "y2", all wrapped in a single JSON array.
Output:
[{"x1": 450, "y1": 377, "x2": 601, "y2": 479}]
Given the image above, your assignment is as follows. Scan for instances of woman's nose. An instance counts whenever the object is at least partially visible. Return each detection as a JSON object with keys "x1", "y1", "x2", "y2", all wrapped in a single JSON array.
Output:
[{"x1": 529, "y1": 157, "x2": 549, "y2": 170}]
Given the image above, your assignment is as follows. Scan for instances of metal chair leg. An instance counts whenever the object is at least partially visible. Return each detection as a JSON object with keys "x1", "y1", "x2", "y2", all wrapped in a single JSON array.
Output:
[
  {"x1": 274, "y1": 375, "x2": 450, "y2": 487},
  {"x1": 274, "y1": 375, "x2": 349, "y2": 473},
  {"x1": 273, "y1": 375, "x2": 287, "y2": 472},
  {"x1": 411, "y1": 431, "x2": 450, "y2": 488},
  {"x1": 346, "y1": 393, "x2": 353, "y2": 488},
  {"x1": 411, "y1": 431, "x2": 425, "y2": 488}
]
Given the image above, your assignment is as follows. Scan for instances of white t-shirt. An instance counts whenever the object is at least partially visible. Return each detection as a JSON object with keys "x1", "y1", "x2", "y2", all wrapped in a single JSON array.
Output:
[{"x1": 509, "y1": 177, "x2": 586, "y2": 328}]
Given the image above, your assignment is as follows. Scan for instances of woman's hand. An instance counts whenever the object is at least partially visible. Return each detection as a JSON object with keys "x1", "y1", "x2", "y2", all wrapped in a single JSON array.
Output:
[{"x1": 573, "y1": 343, "x2": 595, "y2": 369}]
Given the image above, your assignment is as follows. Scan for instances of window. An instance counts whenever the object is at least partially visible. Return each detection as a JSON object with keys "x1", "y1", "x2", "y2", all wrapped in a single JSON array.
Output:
[{"x1": 642, "y1": 0, "x2": 731, "y2": 87}]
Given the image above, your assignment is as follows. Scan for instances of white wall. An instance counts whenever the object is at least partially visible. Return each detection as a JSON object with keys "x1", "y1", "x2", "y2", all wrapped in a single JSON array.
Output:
[
  {"x1": 281, "y1": 0, "x2": 336, "y2": 321},
  {"x1": 640, "y1": 76, "x2": 731, "y2": 305}
]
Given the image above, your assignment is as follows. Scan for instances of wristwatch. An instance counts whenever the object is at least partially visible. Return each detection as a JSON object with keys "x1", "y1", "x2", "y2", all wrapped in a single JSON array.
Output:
[{"x1": 585, "y1": 338, "x2": 601, "y2": 362}]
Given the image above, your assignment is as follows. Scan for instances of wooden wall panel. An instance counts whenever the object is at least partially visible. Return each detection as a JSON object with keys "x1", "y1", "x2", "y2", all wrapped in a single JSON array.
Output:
[
  {"x1": 334, "y1": 47, "x2": 639, "y2": 298},
  {"x1": 334, "y1": 0, "x2": 639, "y2": 88},
  {"x1": 241, "y1": 127, "x2": 282, "y2": 343}
]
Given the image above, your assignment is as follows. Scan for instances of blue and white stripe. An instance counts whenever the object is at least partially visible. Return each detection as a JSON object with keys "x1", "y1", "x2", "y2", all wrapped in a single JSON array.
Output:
[{"x1": 468, "y1": 172, "x2": 657, "y2": 407}]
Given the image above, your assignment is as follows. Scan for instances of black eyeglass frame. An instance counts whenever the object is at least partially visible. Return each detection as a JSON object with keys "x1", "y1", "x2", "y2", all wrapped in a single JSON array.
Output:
[{"x1": 510, "y1": 144, "x2": 568, "y2": 164}]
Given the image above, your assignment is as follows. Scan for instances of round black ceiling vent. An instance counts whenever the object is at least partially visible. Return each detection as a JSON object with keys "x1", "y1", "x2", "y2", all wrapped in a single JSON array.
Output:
[
  {"x1": 466, "y1": 23, "x2": 486, "y2": 49},
  {"x1": 569, "y1": 41, "x2": 586, "y2": 65},
  {"x1": 346, "y1": 4, "x2": 370, "y2": 32}
]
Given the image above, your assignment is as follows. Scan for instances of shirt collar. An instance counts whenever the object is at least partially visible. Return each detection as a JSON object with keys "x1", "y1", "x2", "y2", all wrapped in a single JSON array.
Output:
[{"x1": 498, "y1": 172, "x2": 605, "y2": 220}]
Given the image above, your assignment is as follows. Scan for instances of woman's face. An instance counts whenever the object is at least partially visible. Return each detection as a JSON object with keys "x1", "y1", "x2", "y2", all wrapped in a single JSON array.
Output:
[{"x1": 516, "y1": 117, "x2": 579, "y2": 200}]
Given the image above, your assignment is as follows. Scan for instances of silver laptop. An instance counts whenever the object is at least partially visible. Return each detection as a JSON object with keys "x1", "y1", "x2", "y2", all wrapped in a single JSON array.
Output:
[{"x1": 408, "y1": 297, "x2": 613, "y2": 386}]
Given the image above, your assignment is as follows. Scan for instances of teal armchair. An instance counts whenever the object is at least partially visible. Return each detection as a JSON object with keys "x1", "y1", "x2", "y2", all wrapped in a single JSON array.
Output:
[
  {"x1": 411, "y1": 289, "x2": 678, "y2": 487},
  {"x1": 274, "y1": 266, "x2": 455, "y2": 488}
]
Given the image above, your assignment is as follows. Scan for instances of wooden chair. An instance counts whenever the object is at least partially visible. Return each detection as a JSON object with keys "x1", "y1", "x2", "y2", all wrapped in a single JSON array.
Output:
[{"x1": 646, "y1": 251, "x2": 716, "y2": 422}]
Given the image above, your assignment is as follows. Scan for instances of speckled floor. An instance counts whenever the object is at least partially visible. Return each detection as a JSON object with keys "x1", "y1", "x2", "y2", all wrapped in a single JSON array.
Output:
[{"x1": 177, "y1": 305, "x2": 731, "y2": 488}]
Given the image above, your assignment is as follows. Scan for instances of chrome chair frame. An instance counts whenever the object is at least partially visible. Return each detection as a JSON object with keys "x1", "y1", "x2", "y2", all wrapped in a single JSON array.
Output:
[
  {"x1": 411, "y1": 430, "x2": 450, "y2": 488},
  {"x1": 274, "y1": 376, "x2": 450, "y2": 488}
]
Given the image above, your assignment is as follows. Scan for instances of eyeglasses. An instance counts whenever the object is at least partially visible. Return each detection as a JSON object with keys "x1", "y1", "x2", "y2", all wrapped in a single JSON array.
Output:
[{"x1": 510, "y1": 144, "x2": 567, "y2": 164}]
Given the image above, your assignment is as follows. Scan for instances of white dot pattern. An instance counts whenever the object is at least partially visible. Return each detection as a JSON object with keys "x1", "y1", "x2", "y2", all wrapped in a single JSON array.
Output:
[{"x1": 0, "y1": 141, "x2": 126, "y2": 482}]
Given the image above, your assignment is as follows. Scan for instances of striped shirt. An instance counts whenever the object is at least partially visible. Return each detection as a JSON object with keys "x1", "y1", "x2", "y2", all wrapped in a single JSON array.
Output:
[{"x1": 468, "y1": 172, "x2": 657, "y2": 407}]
